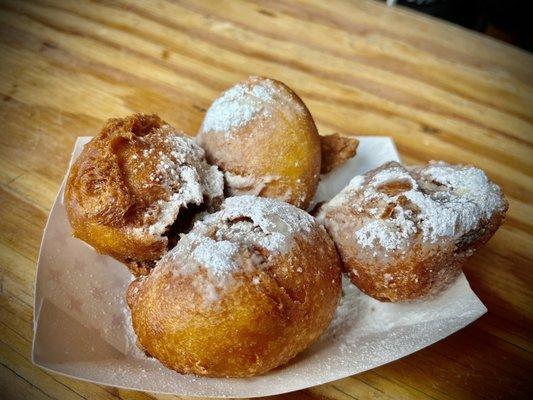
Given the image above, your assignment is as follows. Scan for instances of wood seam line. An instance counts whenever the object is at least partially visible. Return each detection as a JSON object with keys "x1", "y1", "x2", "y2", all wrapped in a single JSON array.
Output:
[{"x1": 0, "y1": 359, "x2": 57, "y2": 400}]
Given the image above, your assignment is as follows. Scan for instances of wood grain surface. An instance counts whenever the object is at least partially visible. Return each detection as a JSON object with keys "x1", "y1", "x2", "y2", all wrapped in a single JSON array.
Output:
[{"x1": 0, "y1": 0, "x2": 532, "y2": 399}]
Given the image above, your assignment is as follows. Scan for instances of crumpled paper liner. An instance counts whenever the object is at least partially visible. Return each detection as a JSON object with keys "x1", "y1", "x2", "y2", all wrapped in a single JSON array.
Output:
[{"x1": 32, "y1": 136, "x2": 486, "y2": 398}]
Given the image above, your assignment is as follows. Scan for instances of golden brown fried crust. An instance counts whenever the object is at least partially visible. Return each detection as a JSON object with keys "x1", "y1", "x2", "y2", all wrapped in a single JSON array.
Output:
[
  {"x1": 333, "y1": 223, "x2": 464, "y2": 302},
  {"x1": 338, "y1": 211, "x2": 506, "y2": 302},
  {"x1": 320, "y1": 134, "x2": 359, "y2": 174},
  {"x1": 198, "y1": 77, "x2": 321, "y2": 209},
  {"x1": 126, "y1": 228, "x2": 342, "y2": 377},
  {"x1": 65, "y1": 114, "x2": 167, "y2": 275},
  {"x1": 68, "y1": 114, "x2": 171, "y2": 226},
  {"x1": 65, "y1": 114, "x2": 216, "y2": 276}
]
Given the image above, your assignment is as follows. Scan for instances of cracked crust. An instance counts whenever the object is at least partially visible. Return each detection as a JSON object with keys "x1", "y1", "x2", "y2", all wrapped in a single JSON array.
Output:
[
  {"x1": 126, "y1": 196, "x2": 342, "y2": 377},
  {"x1": 65, "y1": 114, "x2": 224, "y2": 276},
  {"x1": 319, "y1": 161, "x2": 508, "y2": 302}
]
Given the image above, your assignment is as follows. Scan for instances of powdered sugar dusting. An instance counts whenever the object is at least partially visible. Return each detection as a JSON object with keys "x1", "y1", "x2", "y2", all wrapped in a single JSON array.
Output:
[
  {"x1": 199, "y1": 76, "x2": 304, "y2": 138},
  {"x1": 201, "y1": 83, "x2": 263, "y2": 136},
  {"x1": 354, "y1": 210, "x2": 417, "y2": 252},
  {"x1": 370, "y1": 165, "x2": 416, "y2": 187},
  {"x1": 420, "y1": 161, "x2": 505, "y2": 220},
  {"x1": 193, "y1": 240, "x2": 240, "y2": 277},
  {"x1": 133, "y1": 126, "x2": 224, "y2": 237},
  {"x1": 215, "y1": 195, "x2": 314, "y2": 239},
  {"x1": 155, "y1": 195, "x2": 316, "y2": 300},
  {"x1": 323, "y1": 161, "x2": 507, "y2": 256}
]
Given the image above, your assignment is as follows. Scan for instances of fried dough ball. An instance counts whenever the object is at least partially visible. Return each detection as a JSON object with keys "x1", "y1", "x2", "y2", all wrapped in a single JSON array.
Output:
[
  {"x1": 127, "y1": 195, "x2": 342, "y2": 377},
  {"x1": 318, "y1": 161, "x2": 508, "y2": 302},
  {"x1": 197, "y1": 76, "x2": 321, "y2": 209},
  {"x1": 65, "y1": 114, "x2": 224, "y2": 276}
]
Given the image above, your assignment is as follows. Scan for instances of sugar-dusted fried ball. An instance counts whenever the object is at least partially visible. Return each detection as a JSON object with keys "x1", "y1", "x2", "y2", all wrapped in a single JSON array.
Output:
[
  {"x1": 127, "y1": 195, "x2": 342, "y2": 377},
  {"x1": 197, "y1": 76, "x2": 321, "y2": 209},
  {"x1": 318, "y1": 161, "x2": 508, "y2": 302},
  {"x1": 65, "y1": 114, "x2": 224, "y2": 276}
]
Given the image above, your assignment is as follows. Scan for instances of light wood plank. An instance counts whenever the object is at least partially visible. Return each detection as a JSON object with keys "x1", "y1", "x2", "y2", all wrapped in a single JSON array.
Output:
[{"x1": 0, "y1": 0, "x2": 531, "y2": 399}]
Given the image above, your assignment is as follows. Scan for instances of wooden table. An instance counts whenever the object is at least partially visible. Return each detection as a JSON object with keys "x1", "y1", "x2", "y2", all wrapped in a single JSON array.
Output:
[{"x1": 1, "y1": 0, "x2": 532, "y2": 399}]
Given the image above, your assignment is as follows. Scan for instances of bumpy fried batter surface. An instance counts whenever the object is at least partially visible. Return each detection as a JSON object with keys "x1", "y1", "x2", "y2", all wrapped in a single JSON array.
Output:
[
  {"x1": 318, "y1": 161, "x2": 508, "y2": 302},
  {"x1": 65, "y1": 114, "x2": 223, "y2": 275}
]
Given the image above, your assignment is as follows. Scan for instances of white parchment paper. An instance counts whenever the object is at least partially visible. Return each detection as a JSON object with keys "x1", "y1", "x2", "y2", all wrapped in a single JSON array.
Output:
[{"x1": 32, "y1": 137, "x2": 486, "y2": 398}]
